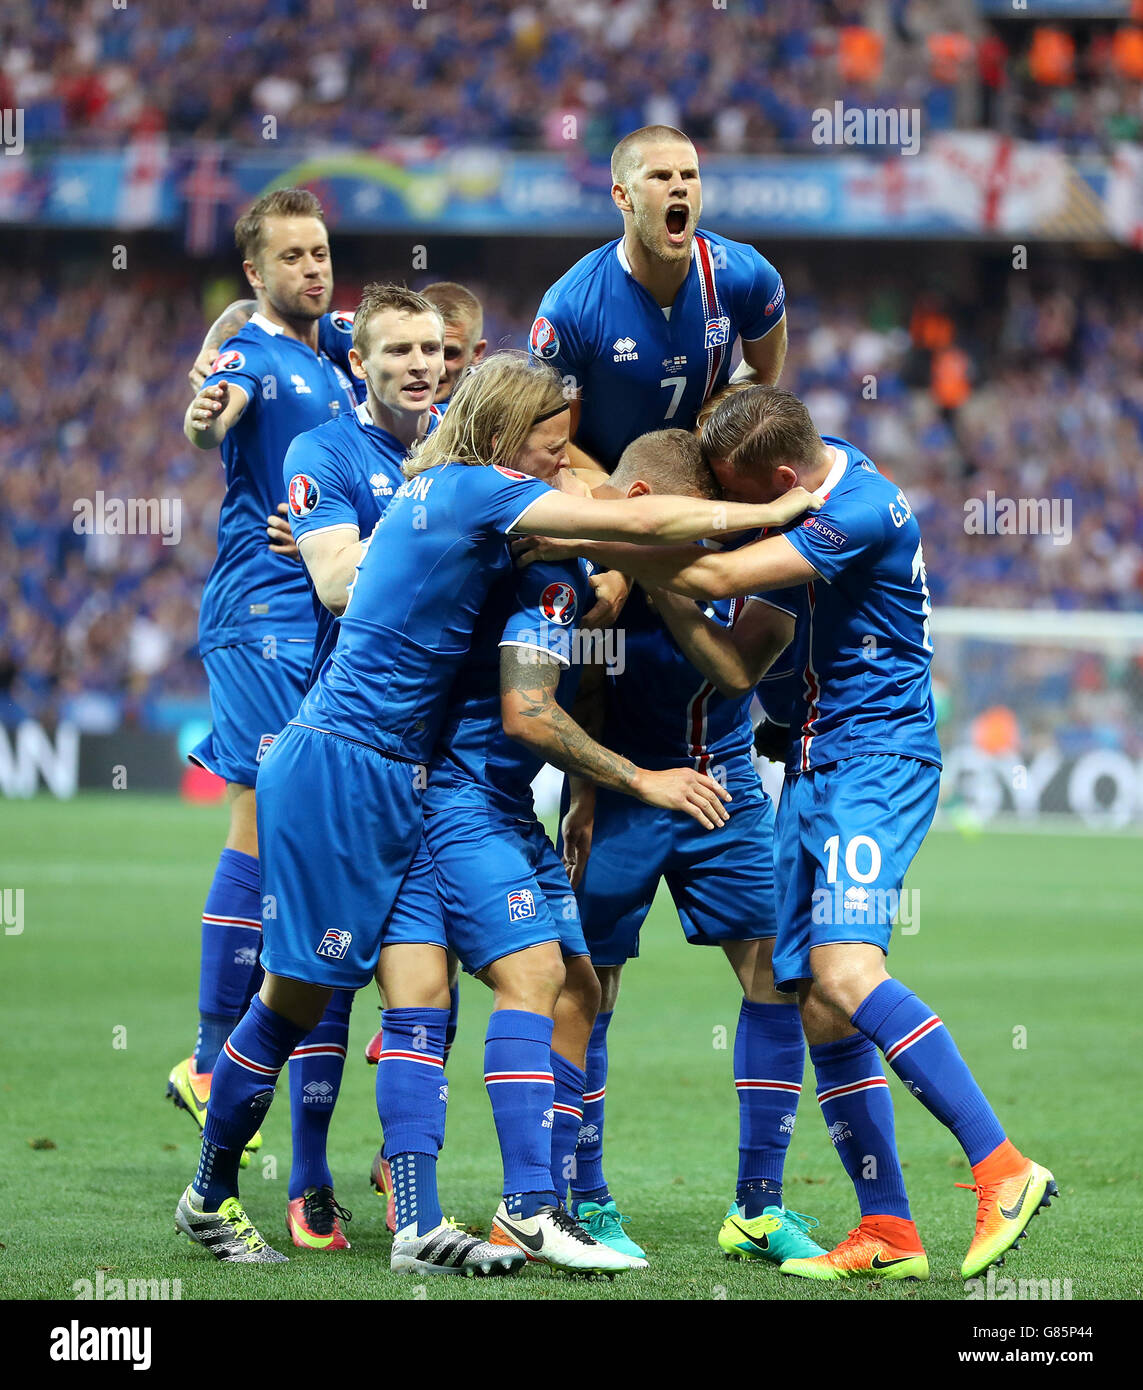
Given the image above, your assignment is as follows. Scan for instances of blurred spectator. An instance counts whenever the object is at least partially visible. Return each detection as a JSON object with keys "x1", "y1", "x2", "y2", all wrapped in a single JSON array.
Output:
[{"x1": 0, "y1": 0, "x2": 1140, "y2": 154}]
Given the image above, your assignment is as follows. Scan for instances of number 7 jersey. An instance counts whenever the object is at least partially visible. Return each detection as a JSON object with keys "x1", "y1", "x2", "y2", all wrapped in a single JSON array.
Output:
[
  {"x1": 778, "y1": 438, "x2": 942, "y2": 775},
  {"x1": 530, "y1": 230, "x2": 785, "y2": 470}
]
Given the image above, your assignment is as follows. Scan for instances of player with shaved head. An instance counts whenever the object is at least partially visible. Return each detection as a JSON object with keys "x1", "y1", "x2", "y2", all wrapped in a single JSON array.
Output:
[{"x1": 529, "y1": 125, "x2": 789, "y2": 484}]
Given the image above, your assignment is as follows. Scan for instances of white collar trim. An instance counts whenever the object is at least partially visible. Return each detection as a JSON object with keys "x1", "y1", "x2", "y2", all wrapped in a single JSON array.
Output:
[
  {"x1": 814, "y1": 445, "x2": 848, "y2": 498},
  {"x1": 250, "y1": 311, "x2": 283, "y2": 337}
]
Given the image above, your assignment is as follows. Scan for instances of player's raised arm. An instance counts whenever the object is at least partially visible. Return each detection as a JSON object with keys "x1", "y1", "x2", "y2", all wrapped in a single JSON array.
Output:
[
  {"x1": 188, "y1": 299, "x2": 257, "y2": 391},
  {"x1": 499, "y1": 645, "x2": 731, "y2": 830},
  {"x1": 648, "y1": 589, "x2": 795, "y2": 698}
]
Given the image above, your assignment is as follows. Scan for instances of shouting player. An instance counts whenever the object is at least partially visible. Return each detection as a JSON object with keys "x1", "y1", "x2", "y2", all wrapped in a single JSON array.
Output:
[
  {"x1": 172, "y1": 355, "x2": 817, "y2": 1268},
  {"x1": 168, "y1": 190, "x2": 357, "y2": 1164},
  {"x1": 526, "y1": 385, "x2": 1056, "y2": 1284},
  {"x1": 529, "y1": 124, "x2": 788, "y2": 481}
]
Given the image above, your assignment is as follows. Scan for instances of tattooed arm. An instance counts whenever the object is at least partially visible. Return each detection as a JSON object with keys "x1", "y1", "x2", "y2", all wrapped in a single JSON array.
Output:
[
  {"x1": 499, "y1": 645, "x2": 731, "y2": 830},
  {"x1": 188, "y1": 298, "x2": 257, "y2": 391}
]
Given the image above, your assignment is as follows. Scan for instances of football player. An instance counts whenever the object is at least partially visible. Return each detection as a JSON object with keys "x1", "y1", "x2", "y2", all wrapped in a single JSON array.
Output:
[
  {"x1": 268, "y1": 283, "x2": 445, "y2": 1250},
  {"x1": 524, "y1": 385, "x2": 1056, "y2": 1284},
  {"x1": 529, "y1": 125, "x2": 788, "y2": 483},
  {"x1": 422, "y1": 281, "x2": 488, "y2": 406},
  {"x1": 168, "y1": 190, "x2": 356, "y2": 1168},
  {"x1": 553, "y1": 429, "x2": 826, "y2": 1266}
]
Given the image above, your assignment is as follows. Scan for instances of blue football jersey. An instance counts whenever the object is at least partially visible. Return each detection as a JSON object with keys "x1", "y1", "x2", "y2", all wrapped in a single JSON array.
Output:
[
  {"x1": 283, "y1": 401, "x2": 441, "y2": 687},
  {"x1": 428, "y1": 557, "x2": 594, "y2": 813},
  {"x1": 603, "y1": 584, "x2": 796, "y2": 778},
  {"x1": 530, "y1": 231, "x2": 785, "y2": 470},
  {"x1": 297, "y1": 462, "x2": 553, "y2": 763},
  {"x1": 197, "y1": 312, "x2": 358, "y2": 653},
  {"x1": 779, "y1": 437, "x2": 942, "y2": 773},
  {"x1": 318, "y1": 308, "x2": 368, "y2": 405}
]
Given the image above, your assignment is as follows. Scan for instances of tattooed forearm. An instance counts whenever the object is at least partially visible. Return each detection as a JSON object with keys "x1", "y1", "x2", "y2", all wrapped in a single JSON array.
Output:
[
  {"x1": 500, "y1": 644, "x2": 638, "y2": 792},
  {"x1": 204, "y1": 299, "x2": 257, "y2": 354}
]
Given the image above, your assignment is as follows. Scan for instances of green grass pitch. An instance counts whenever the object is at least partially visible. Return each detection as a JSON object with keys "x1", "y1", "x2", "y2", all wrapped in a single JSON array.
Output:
[{"x1": 1, "y1": 793, "x2": 1140, "y2": 1304}]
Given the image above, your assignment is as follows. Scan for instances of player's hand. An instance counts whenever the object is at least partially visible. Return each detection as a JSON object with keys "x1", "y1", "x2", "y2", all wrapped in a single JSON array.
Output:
[
  {"x1": 267, "y1": 503, "x2": 300, "y2": 558},
  {"x1": 760, "y1": 485, "x2": 821, "y2": 528},
  {"x1": 511, "y1": 535, "x2": 579, "y2": 567},
  {"x1": 188, "y1": 344, "x2": 216, "y2": 392},
  {"x1": 188, "y1": 381, "x2": 229, "y2": 431},
  {"x1": 561, "y1": 791, "x2": 596, "y2": 889},
  {"x1": 581, "y1": 570, "x2": 631, "y2": 630},
  {"x1": 631, "y1": 767, "x2": 731, "y2": 829}
]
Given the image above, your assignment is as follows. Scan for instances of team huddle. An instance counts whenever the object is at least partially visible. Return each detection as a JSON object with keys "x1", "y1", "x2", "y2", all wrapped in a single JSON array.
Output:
[{"x1": 168, "y1": 126, "x2": 1055, "y2": 1283}]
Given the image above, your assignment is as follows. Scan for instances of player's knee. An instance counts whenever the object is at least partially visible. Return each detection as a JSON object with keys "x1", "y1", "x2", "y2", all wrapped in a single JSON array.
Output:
[
  {"x1": 563, "y1": 956, "x2": 602, "y2": 1019},
  {"x1": 595, "y1": 964, "x2": 622, "y2": 1013},
  {"x1": 811, "y1": 958, "x2": 880, "y2": 1019},
  {"x1": 225, "y1": 784, "x2": 259, "y2": 856}
]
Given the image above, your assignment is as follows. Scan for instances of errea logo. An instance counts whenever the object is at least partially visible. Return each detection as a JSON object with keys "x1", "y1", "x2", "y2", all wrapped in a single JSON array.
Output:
[
  {"x1": 369, "y1": 472, "x2": 394, "y2": 497},
  {"x1": 612, "y1": 336, "x2": 638, "y2": 362},
  {"x1": 290, "y1": 374, "x2": 312, "y2": 395}
]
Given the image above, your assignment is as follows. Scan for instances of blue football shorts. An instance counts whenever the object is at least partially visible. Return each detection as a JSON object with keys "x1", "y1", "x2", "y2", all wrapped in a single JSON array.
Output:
[
  {"x1": 423, "y1": 781, "x2": 588, "y2": 975},
  {"x1": 190, "y1": 638, "x2": 313, "y2": 787},
  {"x1": 256, "y1": 721, "x2": 428, "y2": 989},
  {"x1": 771, "y1": 754, "x2": 940, "y2": 992},
  {"x1": 574, "y1": 759, "x2": 778, "y2": 967}
]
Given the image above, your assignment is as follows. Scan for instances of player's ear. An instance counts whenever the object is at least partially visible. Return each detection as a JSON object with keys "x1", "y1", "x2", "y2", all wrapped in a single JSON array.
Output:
[
  {"x1": 626, "y1": 479, "x2": 650, "y2": 499},
  {"x1": 348, "y1": 347, "x2": 367, "y2": 381},
  {"x1": 472, "y1": 339, "x2": 487, "y2": 365},
  {"x1": 611, "y1": 181, "x2": 633, "y2": 214},
  {"x1": 774, "y1": 464, "x2": 799, "y2": 493},
  {"x1": 243, "y1": 258, "x2": 265, "y2": 292}
]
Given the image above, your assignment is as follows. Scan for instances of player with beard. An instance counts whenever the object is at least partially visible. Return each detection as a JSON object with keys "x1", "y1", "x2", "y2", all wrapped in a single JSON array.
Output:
[
  {"x1": 528, "y1": 125, "x2": 788, "y2": 483},
  {"x1": 167, "y1": 190, "x2": 357, "y2": 1168}
]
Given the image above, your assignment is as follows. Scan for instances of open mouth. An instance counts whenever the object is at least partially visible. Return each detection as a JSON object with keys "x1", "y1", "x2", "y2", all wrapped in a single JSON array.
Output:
[{"x1": 665, "y1": 205, "x2": 688, "y2": 241}]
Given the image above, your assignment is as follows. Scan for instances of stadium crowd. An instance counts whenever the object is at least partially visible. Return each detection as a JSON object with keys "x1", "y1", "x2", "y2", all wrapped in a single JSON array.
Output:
[
  {"x1": 1, "y1": 261, "x2": 1139, "y2": 732},
  {"x1": 3, "y1": 0, "x2": 1142, "y2": 155}
]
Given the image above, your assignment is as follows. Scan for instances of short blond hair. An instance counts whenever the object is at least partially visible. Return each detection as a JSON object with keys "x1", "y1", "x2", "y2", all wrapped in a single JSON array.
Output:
[
  {"x1": 423, "y1": 281, "x2": 484, "y2": 343},
  {"x1": 352, "y1": 283, "x2": 443, "y2": 359},
  {"x1": 611, "y1": 125, "x2": 696, "y2": 186},
  {"x1": 234, "y1": 188, "x2": 324, "y2": 264},
  {"x1": 404, "y1": 351, "x2": 568, "y2": 478}
]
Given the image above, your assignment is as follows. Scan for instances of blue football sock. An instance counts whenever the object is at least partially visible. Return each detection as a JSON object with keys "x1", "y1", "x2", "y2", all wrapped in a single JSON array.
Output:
[
  {"x1": 485, "y1": 1009, "x2": 558, "y2": 1217},
  {"x1": 853, "y1": 979, "x2": 1007, "y2": 1165},
  {"x1": 194, "y1": 848, "x2": 262, "y2": 1073},
  {"x1": 376, "y1": 1007, "x2": 448, "y2": 1236},
  {"x1": 389, "y1": 1151, "x2": 443, "y2": 1239},
  {"x1": 193, "y1": 997, "x2": 305, "y2": 1210},
  {"x1": 570, "y1": 1009, "x2": 611, "y2": 1205},
  {"x1": 287, "y1": 987, "x2": 352, "y2": 1199},
  {"x1": 550, "y1": 1051, "x2": 587, "y2": 1204},
  {"x1": 444, "y1": 981, "x2": 460, "y2": 1068},
  {"x1": 734, "y1": 999, "x2": 805, "y2": 1215},
  {"x1": 810, "y1": 1033, "x2": 911, "y2": 1221}
]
